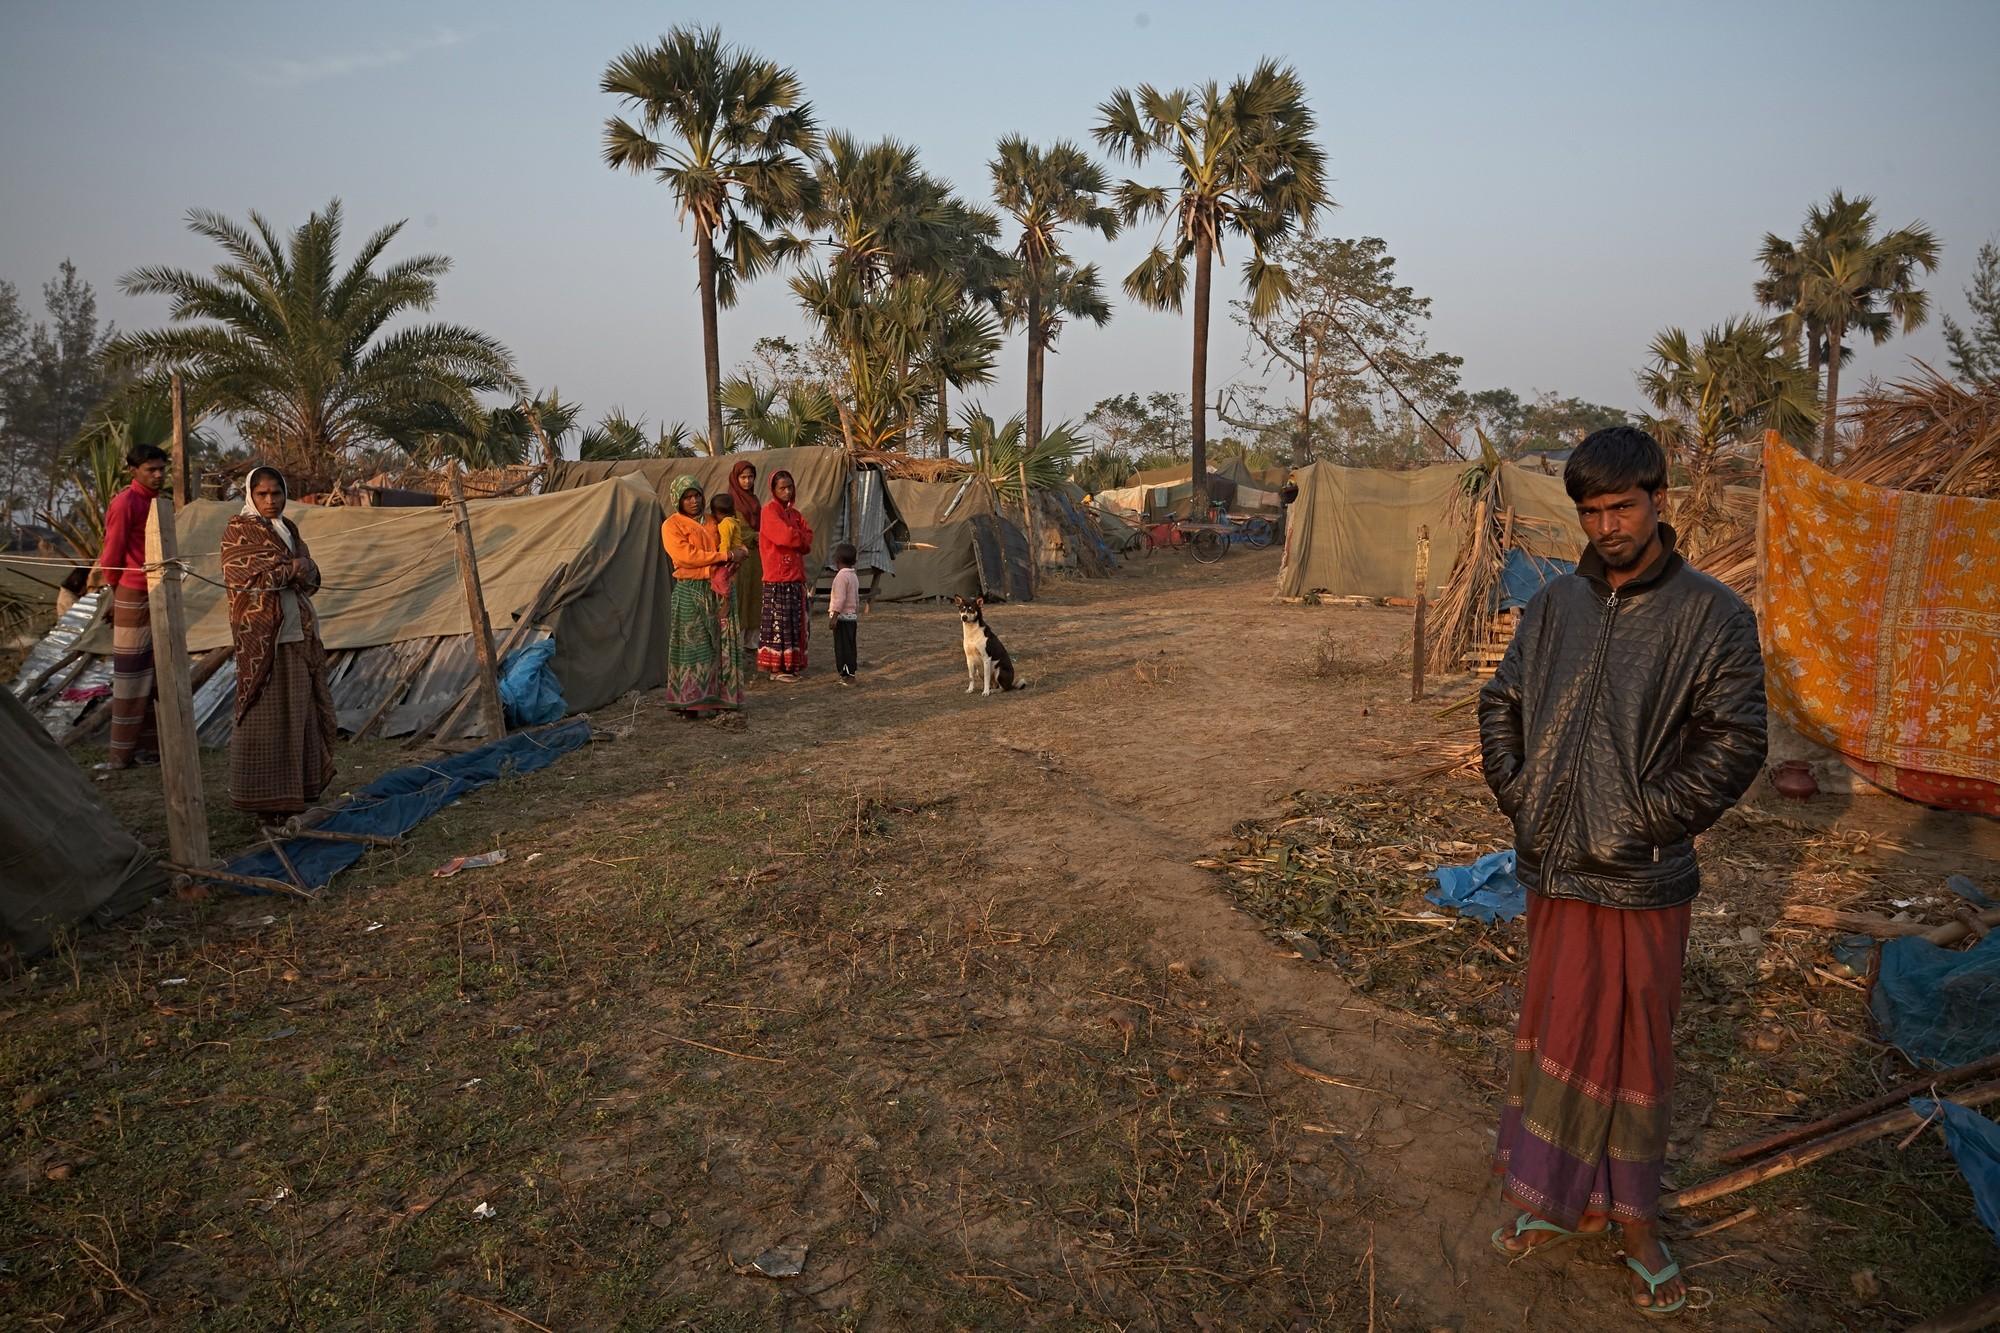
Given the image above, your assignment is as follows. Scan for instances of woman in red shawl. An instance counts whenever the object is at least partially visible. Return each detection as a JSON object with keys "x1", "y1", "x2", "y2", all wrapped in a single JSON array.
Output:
[
  {"x1": 726, "y1": 459, "x2": 763, "y2": 668},
  {"x1": 756, "y1": 469, "x2": 814, "y2": 680},
  {"x1": 220, "y1": 466, "x2": 337, "y2": 820}
]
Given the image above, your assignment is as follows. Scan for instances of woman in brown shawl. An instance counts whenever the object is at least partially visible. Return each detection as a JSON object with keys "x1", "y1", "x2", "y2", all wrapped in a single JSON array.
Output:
[
  {"x1": 726, "y1": 459, "x2": 763, "y2": 667},
  {"x1": 221, "y1": 466, "x2": 337, "y2": 819}
]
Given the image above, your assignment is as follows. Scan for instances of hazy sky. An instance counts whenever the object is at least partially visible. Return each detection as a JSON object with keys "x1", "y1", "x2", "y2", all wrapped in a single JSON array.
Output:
[{"x1": 4, "y1": 0, "x2": 1996, "y2": 444}]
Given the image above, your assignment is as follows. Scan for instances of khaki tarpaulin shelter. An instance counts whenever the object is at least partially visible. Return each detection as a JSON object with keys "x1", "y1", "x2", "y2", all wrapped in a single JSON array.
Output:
[
  {"x1": 547, "y1": 446, "x2": 905, "y2": 586},
  {"x1": 1277, "y1": 460, "x2": 1582, "y2": 600},
  {"x1": 21, "y1": 477, "x2": 671, "y2": 745},
  {"x1": 1, "y1": 685, "x2": 164, "y2": 957},
  {"x1": 877, "y1": 475, "x2": 1038, "y2": 601}
]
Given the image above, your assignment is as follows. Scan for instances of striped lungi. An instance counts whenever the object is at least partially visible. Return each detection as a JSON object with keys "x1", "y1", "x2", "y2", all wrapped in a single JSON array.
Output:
[{"x1": 108, "y1": 585, "x2": 157, "y2": 766}]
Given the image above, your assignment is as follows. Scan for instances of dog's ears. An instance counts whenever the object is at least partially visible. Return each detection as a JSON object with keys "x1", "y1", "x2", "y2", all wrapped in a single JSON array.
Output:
[{"x1": 974, "y1": 597, "x2": 985, "y2": 607}]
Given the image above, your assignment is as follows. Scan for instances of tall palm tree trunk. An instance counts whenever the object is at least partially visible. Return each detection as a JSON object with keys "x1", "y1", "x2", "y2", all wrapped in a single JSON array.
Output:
[
  {"x1": 695, "y1": 228, "x2": 725, "y2": 455},
  {"x1": 1189, "y1": 233, "x2": 1213, "y2": 506},
  {"x1": 1820, "y1": 324, "x2": 1844, "y2": 461},
  {"x1": 1025, "y1": 273, "x2": 1046, "y2": 449}
]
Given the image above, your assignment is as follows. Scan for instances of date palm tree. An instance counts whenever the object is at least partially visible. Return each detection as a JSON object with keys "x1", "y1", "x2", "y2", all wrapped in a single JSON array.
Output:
[
  {"x1": 601, "y1": 26, "x2": 820, "y2": 453},
  {"x1": 989, "y1": 137, "x2": 1120, "y2": 449},
  {"x1": 104, "y1": 200, "x2": 521, "y2": 484},
  {"x1": 1640, "y1": 317, "x2": 1817, "y2": 546},
  {"x1": 1094, "y1": 61, "x2": 1328, "y2": 501},
  {"x1": 1755, "y1": 191, "x2": 1940, "y2": 459}
]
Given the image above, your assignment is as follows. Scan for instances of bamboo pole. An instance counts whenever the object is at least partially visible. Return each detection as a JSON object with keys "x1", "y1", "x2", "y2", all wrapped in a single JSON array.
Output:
[
  {"x1": 1411, "y1": 525, "x2": 1431, "y2": 702},
  {"x1": 1665, "y1": 1078, "x2": 2000, "y2": 1210},
  {"x1": 447, "y1": 464, "x2": 506, "y2": 742},
  {"x1": 169, "y1": 373, "x2": 189, "y2": 507},
  {"x1": 1716, "y1": 1051, "x2": 2000, "y2": 1165},
  {"x1": 145, "y1": 495, "x2": 210, "y2": 869}
]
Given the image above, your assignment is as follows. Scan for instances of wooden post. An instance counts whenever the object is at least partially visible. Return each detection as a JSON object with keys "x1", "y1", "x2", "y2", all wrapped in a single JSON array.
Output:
[
  {"x1": 145, "y1": 494, "x2": 210, "y2": 867},
  {"x1": 1412, "y1": 524, "x2": 1431, "y2": 701},
  {"x1": 447, "y1": 463, "x2": 507, "y2": 741},
  {"x1": 169, "y1": 373, "x2": 190, "y2": 507}
]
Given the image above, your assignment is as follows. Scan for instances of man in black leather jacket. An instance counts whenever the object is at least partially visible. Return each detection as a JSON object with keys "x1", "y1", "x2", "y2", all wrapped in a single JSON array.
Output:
[{"x1": 1478, "y1": 427, "x2": 1765, "y2": 1317}]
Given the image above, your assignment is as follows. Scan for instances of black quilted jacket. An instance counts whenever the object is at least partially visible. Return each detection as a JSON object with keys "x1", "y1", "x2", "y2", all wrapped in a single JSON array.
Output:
[{"x1": 1477, "y1": 525, "x2": 1767, "y2": 910}]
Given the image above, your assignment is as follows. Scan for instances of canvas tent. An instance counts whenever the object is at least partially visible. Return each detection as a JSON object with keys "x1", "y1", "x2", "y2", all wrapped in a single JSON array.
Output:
[
  {"x1": 12, "y1": 477, "x2": 671, "y2": 746},
  {"x1": 1, "y1": 684, "x2": 163, "y2": 956},
  {"x1": 876, "y1": 475, "x2": 1035, "y2": 602},
  {"x1": 1278, "y1": 460, "x2": 1581, "y2": 600},
  {"x1": 547, "y1": 446, "x2": 907, "y2": 590}
]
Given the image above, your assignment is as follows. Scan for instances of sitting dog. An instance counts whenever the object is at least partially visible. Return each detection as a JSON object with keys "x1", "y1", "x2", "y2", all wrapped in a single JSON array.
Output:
[{"x1": 952, "y1": 596, "x2": 1025, "y2": 695}]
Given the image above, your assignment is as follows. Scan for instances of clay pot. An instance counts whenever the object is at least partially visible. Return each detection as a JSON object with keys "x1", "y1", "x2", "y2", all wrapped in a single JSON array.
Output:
[{"x1": 1771, "y1": 760, "x2": 1819, "y2": 801}]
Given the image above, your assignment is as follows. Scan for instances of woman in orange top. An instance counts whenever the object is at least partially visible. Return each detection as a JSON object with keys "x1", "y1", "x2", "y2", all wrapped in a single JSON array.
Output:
[{"x1": 660, "y1": 475, "x2": 743, "y2": 716}]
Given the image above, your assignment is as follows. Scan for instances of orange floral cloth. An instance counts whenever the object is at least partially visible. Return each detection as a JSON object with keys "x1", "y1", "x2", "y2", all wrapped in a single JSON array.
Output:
[{"x1": 1759, "y1": 434, "x2": 2000, "y2": 815}]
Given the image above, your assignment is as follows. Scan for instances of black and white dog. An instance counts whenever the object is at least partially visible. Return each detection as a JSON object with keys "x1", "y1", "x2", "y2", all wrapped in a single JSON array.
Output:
[{"x1": 952, "y1": 596, "x2": 1025, "y2": 696}]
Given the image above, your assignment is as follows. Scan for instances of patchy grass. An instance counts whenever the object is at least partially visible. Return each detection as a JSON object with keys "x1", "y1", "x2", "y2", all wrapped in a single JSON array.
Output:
[
  {"x1": 1201, "y1": 780, "x2": 2000, "y2": 1327},
  {"x1": 4, "y1": 731, "x2": 1374, "y2": 1328}
]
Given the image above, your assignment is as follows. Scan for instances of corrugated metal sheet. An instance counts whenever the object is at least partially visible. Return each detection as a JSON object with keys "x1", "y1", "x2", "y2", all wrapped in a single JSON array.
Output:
[{"x1": 9, "y1": 589, "x2": 104, "y2": 698}]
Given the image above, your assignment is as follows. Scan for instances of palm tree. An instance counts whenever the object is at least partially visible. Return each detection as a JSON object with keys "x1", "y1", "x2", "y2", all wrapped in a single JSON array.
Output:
[
  {"x1": 957, "y1": 407, "x2": 1088, "y2": 501},
  {"x1": 601, "y1": 26, "x2": 820, "y2": 453},
  {"x1": 1094, "y1": 62, "x2": 1328, "y2": 502},
  {"x1": 989, "y1": 137, "x2": 1120, "y2": 450},
  {"x1": 578, "y1": 410, "x2": 693, "y2": 461},
  {"x1": 793, "y1": 134, "x2": 1010, "y2": 451},
  {"x1": 719, "y1": 373, "x2": 838, "y2": 449},
  {"x1": 1639, "y1": 317, "x2": 1817, "y2": 545},
  {"x1": 1755, "y1": 191, "x2": 1940, "y2": 459},
  {"x1": 104, "y1": 200, "x2": 521, "y2": 484},
  {"x1": 996, "y1": 257, "x2": 1112, "y2": 461}
]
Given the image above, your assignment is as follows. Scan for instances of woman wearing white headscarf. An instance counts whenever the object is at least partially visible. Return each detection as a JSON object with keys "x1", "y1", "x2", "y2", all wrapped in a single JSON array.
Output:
[{"x1": 220, "y1": 465, "x2": 336, "y2": 819}]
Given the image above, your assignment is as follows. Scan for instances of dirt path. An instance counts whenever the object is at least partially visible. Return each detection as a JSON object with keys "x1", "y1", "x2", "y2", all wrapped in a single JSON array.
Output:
[
  {"x1": 721, "y1": 549, "x2": 1636, "y2": 1329},
  {"x1": 32, "y1": 547, "x2": 1986, "y2": 1328}
]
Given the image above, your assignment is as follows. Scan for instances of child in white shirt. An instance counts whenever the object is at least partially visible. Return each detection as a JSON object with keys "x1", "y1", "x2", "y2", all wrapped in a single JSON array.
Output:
[{"x1": 829, "y1": 542, "x2": 860, "y2": 682}]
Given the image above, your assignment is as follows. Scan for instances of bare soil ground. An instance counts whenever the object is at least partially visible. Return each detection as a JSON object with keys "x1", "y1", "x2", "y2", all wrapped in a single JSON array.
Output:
[{"x1": 5, "y1": 547, "x2": 1994, "y2": 1330}]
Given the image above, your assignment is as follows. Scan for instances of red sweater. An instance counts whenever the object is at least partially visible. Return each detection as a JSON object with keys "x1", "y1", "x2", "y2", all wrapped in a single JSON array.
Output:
[
  {"x1": 758, "y1": 500, "x2": 813, "y2": 584},
  {"x1": 97, "y1": 483, "x2": 159, "y2": 589}
]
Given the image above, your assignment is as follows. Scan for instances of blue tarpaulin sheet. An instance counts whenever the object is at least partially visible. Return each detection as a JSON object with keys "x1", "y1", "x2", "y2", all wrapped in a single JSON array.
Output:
[
  {"x1": 223, "y1": 718, "x2": 592, "y2": 892},
  {"x1": 1427, "y1": 849, "x2": 1525, "y2": 924},
  {"x1": 1873, "y1": 931, "x2": 2000, "y2": 1069},
  {"x1": 1497, "y1": 549, "x2": 1575, "y2": 612},
  {"x1": 1911, "y1": 1097, "x2": 2000, "y2": 1245},
  {"x1": 499, "y1": 639, "x2": 567, "y2": 727}
]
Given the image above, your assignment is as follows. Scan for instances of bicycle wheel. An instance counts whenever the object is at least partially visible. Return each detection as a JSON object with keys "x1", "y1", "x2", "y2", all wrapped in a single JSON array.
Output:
[
  {"x1": 1190, "y1": 529, "x2": 1227, "y2": 564},
  {"x1": 1245, "y1": 523, "x2": 1272, "y2": 549}
]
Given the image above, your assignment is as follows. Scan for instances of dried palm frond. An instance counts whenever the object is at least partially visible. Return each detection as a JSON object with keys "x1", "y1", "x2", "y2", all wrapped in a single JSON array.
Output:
[
  {"x1": 847, "y1": 449, "x2": 973, "y2": 483},
  {"x1": 1843, "y1": 363, "x2": 2000, "y2": 497}
]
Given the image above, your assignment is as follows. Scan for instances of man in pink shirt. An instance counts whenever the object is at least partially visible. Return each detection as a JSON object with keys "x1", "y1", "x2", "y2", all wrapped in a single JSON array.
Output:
[{"x1": 828, "y1": 542, "x2": 860, "y2": 683}]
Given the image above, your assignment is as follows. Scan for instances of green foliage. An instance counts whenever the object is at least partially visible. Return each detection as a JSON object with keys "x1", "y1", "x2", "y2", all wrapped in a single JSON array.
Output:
[
  {"x1": 103, "y1": 200, "x2": 522, "y2": 483},
  {"x1": 0, "y1": 261, "x2": 116, "y2": 523},
  {"x1": 1227, "y1": 235, "x2": 1461, "y2": 466},
  {"x1": 957, "y1": 407, "x2": 1086, "y2": 501},
  {"x1": 578, "y1": 411, "x2": 694, "y2": 461},
  {"x1": 1755, "y1": 191, "x2": 1941, "y2": 455},
  {"x1": 719, "y1": 373, "x2": 837, "y2": 449},
  {"x1": 791, "y1": 134, "x2": 1011, "y2": 450},
  {"x1": 1639, "y1": 316, "x2": 1818, "y2": 529},
  {"x1": 1081, "y1": 391, "x2": 1191, "y2": 463},
  {"x1": 601, "y1": 26, "x2": 820, "y2": 305},
  {"x1": 1094, "y1": 61, "x2": 1329, "y2": 317},
  {"x1": 1942, "y1": 238, "x2": 2000, "y2": 386},
  {"x1": 1436, "y1": 387, "x2": 1634, "y2": 460}
]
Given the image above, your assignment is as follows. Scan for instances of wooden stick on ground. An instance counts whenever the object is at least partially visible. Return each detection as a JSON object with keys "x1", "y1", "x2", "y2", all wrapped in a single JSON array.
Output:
[
  {"x1": 1666, "y1": 1078, "x2": 2000, "y2": 1210},
  {"x1": 162, "y1": 861, "x2": 315, "y2": 900},
  {"x1": 1716, "y1": 1051, "x2": 2000, "y2": 1164},
  {"x1": 1782, "y1": 902, "x2": 2000, "y2": 948}
]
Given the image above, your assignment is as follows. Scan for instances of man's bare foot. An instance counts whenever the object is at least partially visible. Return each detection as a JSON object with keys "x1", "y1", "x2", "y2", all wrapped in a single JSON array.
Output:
[
  {"x1": 1494, "y1": 1211, "x2": 1609, "y2": 1255},
  {"x1": 1620, "y1": 1222, "x2": 1687, "y2": 1312}
]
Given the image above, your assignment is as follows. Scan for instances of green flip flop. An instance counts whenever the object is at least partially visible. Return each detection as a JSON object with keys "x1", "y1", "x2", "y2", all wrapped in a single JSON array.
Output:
[
  {"x1": 1490, "y1": 1212, "x2": 1581, "y2": 1260},
  {"x1": 1624, "y1": 1245, "x2": 1688, "y2": 1317}
]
